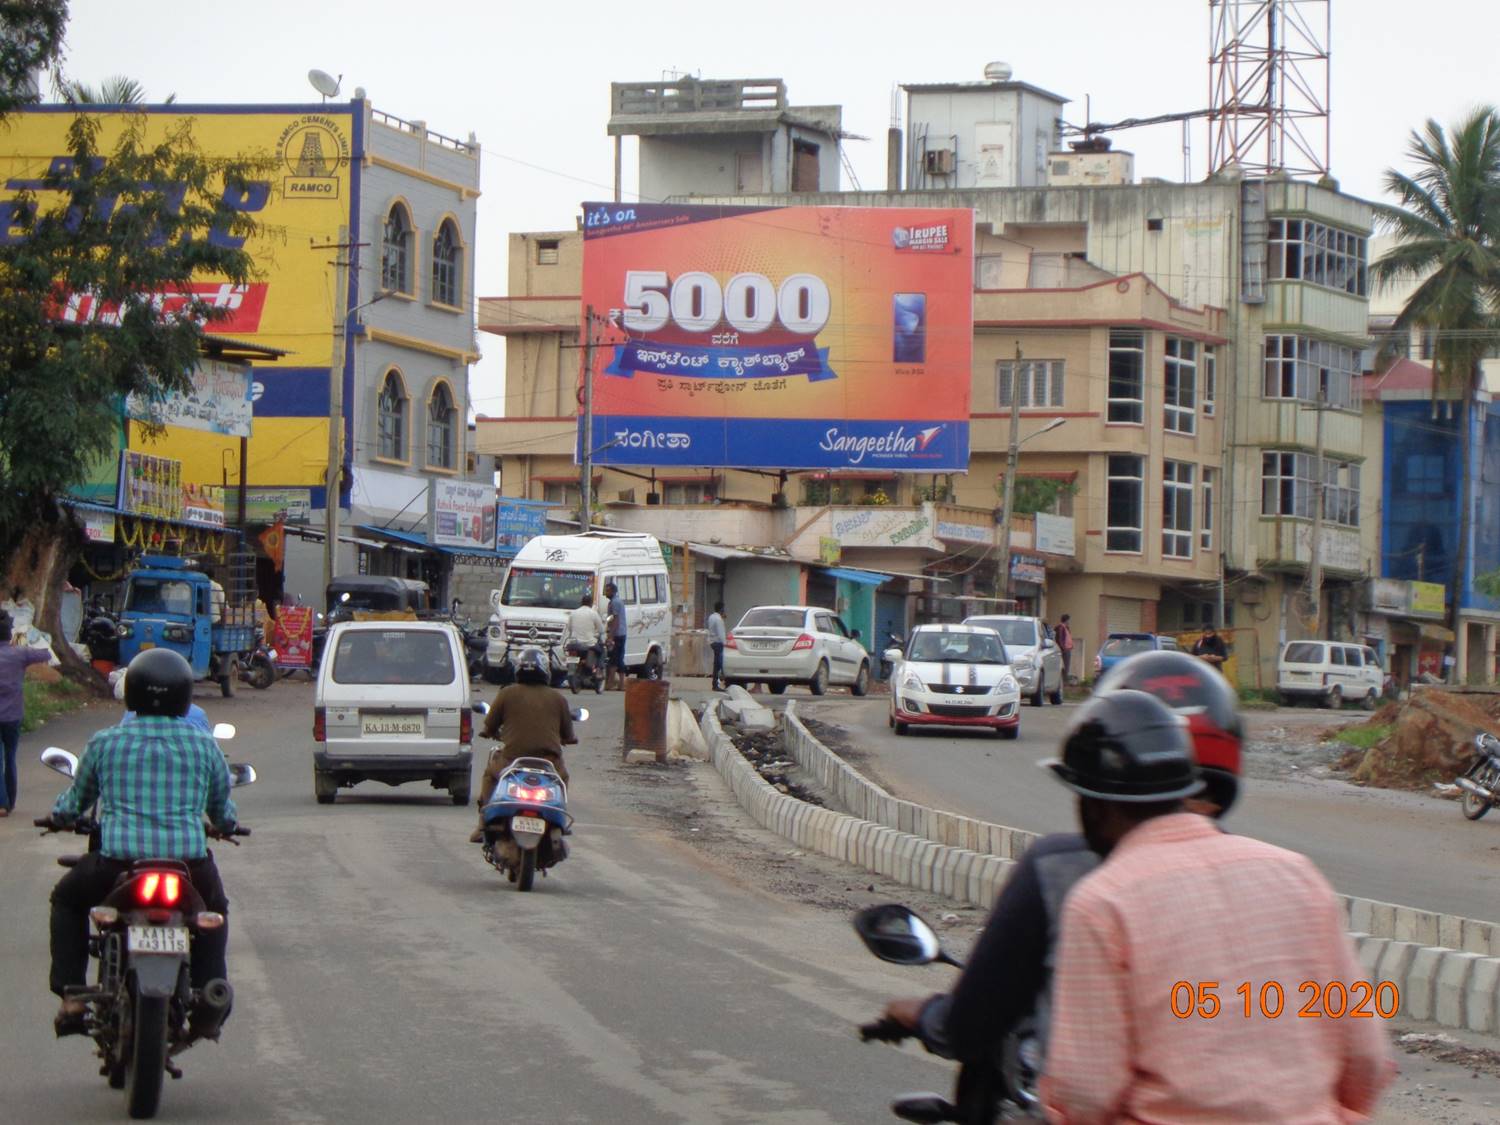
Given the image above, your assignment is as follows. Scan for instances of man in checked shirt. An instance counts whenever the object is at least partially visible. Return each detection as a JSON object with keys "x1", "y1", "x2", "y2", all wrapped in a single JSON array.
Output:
[
  {"x1": 1039, "y1": 690, "x2": 1394, "y2": 1123},
  {"x1": 47, "y1": 649, "x2": 237, "y2": 1036}
]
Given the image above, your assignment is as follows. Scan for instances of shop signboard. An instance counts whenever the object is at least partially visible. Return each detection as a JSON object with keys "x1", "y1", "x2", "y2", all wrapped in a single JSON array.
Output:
[
  {"x1": 1035, "y1": 513, "x2": 1076, "y2": 556},
  {"x1": 429, "y1": 479, "x2": 494, "y2": 550},
  {"x1": 182, "y1": 483, "x2": 225, "y2": 527},
  {"x1": 1010, "y1": 553, "x2": 1046, "y2": 586},
  {"x1": 495, "y1": 498, "x2": 550, "y2": 551},
  {"x1": 580, "y1": 203, "x2": 974, "y2": 470},
  {"x1": 80, "y1": 510, "x2": 116, "y2": 543},
  {"x1": 819, "y1": 536, "x2": 842, "y2": 564},
  {"x1": 936, "y1": 520, "x2": 991, "y2": 546},
  {"x1": 126, "y1": 359, "x2": 254, "y2": 437},
  {"x1": 118, "y1": 451, "x2": 183, "y2": 521},
  {"x1": 224, "y1": 488, "x2": 312, "y2": 523},
  {"x1": 828, "y1": 507, "x2": 940, "y2": 551},
  {"x1": 1410, "y1": 581, "x2": 1446, "y2": 619}
]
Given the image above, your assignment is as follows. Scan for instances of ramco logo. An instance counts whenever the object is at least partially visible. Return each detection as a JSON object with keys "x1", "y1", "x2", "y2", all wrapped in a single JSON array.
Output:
[{"x1": 819, "y1": 425, "x2": 945, "y2": 464}]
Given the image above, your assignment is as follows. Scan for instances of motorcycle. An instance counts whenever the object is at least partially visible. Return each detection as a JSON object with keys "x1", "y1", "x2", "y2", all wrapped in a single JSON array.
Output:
[
  {"x1": 35, "y1": 742, "x2": 256, "y2": 1121},
  {"x1": 488, "y1": 639, "x2": 571, "y2": 690},
  {"x1": 855, "y1": 903, "x2": 1042, "y2": 1124},
  {"x1": 473, "y1": 701, "x2": 587, "y2": 891},
  {"x1": 82, "y1": 595, "x2": 121, "y2": 666},
  {"x1": 1457, "y1": 731, "x2": 1500, "y2": 821},
  {"x1": 879, "y1": 632, "x2": 906, "y2": 681},
  {"x1": 565, "y1": 640, "x2": 606, "y2": 695},
  {"x1": 240, "y1": 627, "x2": 277, "y2": 691}
]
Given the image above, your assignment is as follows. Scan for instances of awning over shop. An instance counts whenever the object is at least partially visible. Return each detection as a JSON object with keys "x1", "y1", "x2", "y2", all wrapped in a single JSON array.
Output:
[
  {"x1": 358, "y1": 525, "x2": 517, "y2": 560},
  {"x1": 821, "y1": 566, "x2": 893, "y2": 587},
  {"x1": 686, "y1": 542, "x2": 792, "y2": 563},
  {"x1": 1419, "y1": 623, "x2": 1456, "y2": 643}
]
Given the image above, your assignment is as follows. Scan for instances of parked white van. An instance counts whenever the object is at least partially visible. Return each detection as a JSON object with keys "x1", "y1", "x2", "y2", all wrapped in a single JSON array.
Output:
[
  {"x1": 1277, "y1": 640, "x2": 1385, "y2": 710},
  {"x1": 486, "y1": 532, "x2": 672, "y2": 682},
  {"x1": 313, "y1": 619, "x2": 474, "y2": 805}
]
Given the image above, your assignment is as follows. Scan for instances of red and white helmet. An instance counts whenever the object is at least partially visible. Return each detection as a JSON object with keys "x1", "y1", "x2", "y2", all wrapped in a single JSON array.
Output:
[{"x1": 1093, "y1": 650, "x2": 1244, "y2": 814}]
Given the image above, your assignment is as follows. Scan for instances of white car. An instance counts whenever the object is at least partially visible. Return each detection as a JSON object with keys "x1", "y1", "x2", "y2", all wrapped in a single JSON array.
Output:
[
  {"x1": 886, "y1": 624, "x2": 1021, "y2": 738},
  {"x1": 962, "y1": 614, "x2": 1064, "y2": 706},
  {"x1": 723, "y1": 605, "x2": 872, "y2": 695}
]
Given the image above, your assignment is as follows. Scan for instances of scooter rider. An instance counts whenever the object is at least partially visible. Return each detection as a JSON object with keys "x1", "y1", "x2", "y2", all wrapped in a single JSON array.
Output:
[
  {"x1": 470, "y1": 646, "x2": 577, "y2": 843},
  {"x1": 47, "y1": 648, "x2": 237, "y2": 1036},
  {"x1": 880, "y1": 650, "x2": 1244, "y2": 1077},
  {"x1": 566, "y1": 592, "x2": 606, "y2": 683}
]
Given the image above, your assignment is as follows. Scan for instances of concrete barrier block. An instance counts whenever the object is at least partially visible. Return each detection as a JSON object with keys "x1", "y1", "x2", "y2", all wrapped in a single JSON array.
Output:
[
  {"x1": 1351, "y1": 933, "x2": 1386, "y2": 981},
  {"x1": 1394, "y1": 907, "x2": 1441, "y2": 948},
  {"x1": 1435, "y1": 951, "x2": 1483, "y2": 1029},
  {"x1": 1347, "y1": 898, "x2": 1373, "y2": 935},
  {"x1": 1405, "y1": 947, "x2": 1445, "y2": 1021},
  {"x1": 1463, "y1": 957, "x2": 1500, "y2": 1035},
  {"x1": 1369, "y1": 901, "x2": 1397, "y2": 941},
  {"x1": 1462, "y1": 920, "x2": 1498, "y2": 958}
]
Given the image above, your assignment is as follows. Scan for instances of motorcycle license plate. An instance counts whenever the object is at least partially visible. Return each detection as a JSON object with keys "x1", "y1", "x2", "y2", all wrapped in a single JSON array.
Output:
[
  {"x1": 127, "y1": 926, "x2": 190, "y2": 955},
  {"x1": 511, "y1": 815, "x2": 548, "y2": 835}
]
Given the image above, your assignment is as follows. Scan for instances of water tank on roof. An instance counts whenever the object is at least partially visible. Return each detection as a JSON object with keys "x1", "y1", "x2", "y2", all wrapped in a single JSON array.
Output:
[{"x1": 983, "y1": 61, "x2": 1013, "y2": 81}]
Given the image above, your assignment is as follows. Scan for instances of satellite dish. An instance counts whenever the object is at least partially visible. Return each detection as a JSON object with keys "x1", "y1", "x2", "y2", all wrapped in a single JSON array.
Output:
[{"x1": 308, "y1": 69, "x2": 341, "y2": 99}]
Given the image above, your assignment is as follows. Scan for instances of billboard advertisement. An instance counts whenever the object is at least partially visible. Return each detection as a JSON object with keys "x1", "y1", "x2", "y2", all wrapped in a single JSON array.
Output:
[
  {"x1": 126, "y1": 359, "x2": 254, "y2": 438},
  {"x1": 5, "y1": 106, "x2": 356, "y2": 496},
  {"x1": 118, "y1": 451, "x2": 183, "y2": 521},
  {"x1": 496, "y1": 498, "x2": 551, "y2": 551},
  {"x1": 429, "y1": 479, "x2": 495, "y2": 550},
  {"x1": 580, "y1": 203, "x2": 973, "y2": 470}
]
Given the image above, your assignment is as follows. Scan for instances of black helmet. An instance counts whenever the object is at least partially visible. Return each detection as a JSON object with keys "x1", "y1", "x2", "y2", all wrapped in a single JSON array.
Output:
[
  {"x1": 1094, "y1": 650, "x2": 1244, "y2": 812},
  {"x1": 1042, "y1": 690, "x2": 1203, "y2": 802},
  {"x1": 124, "y1": 648, "x2": 194, "y2": 718},
  {"x1": 515, "y1": 646, "x2": 549, "y2": 685}
]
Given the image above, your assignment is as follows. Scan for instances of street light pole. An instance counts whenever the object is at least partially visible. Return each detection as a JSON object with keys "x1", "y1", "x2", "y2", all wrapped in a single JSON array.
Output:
[{"x1": 997, "y1": 343, "x2": 1025, "y2": 602}]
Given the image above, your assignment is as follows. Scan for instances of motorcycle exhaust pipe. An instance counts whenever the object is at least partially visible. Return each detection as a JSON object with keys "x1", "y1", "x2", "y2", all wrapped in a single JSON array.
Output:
[
  {"x1": 187, "y1": 978, "x2": 234, "y2": 1043},
  {"x1": 1457, "y1": 776, "x2": 1495, "y2": 801}
]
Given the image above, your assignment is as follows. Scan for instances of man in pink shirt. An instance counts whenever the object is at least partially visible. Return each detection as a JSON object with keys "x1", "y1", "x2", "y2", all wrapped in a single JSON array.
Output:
[{"x1": 1039, "y1": 690, "x2": 1394, "y2": 1124}]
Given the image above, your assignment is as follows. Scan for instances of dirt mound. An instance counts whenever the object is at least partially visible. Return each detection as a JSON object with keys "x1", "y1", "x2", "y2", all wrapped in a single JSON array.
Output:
[{"x1": 1346, "y1": 689, "x2": 1500, "y2": 789}]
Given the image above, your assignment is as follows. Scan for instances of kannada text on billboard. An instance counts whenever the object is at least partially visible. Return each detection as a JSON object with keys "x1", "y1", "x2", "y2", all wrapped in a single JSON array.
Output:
[{"x1": 579, "y1": 203, "x2": 974, "y2": 471}]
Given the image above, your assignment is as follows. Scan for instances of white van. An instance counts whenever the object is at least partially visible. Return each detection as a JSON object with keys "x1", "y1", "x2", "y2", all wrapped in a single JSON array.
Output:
[
  {"x1": 313, "y1": 620, "x2": 474, "y2": 805},
  {"x1": 1277, "y1": 640, "x2": 1384, "y2": 710},
  {"x1": 486, "y1": 532, "x2": 672, "y2": 681}
]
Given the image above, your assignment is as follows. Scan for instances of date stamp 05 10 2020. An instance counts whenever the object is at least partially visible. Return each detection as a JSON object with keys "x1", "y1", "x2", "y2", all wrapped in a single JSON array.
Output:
[{"x1": 1171, "y1": 980, "x2": 1400, "y2": 1020}]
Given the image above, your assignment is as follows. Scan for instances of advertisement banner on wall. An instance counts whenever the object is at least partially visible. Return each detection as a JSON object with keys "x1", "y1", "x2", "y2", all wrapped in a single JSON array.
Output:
[
  {"x1": 80, "y1": 510, "x2": 116, "y2": 543},
  {"x1": 272, "y1": 605, "x2": 315, "y2": 668},
  {"x1": 1035, "y1": 513, "x2": 1076, "y2": 556},
  {"x1": 496, "y1": 499, "x2": 551, "y2": 551},
  {"x1": 6, "y1": 107, "x2": 355, "y2": 495},
  {"x1": 126, "y1": 359, "x2": 254, "y2": 437},
  {"x1": 1410, "y1": 581, "x2": 1446, "y2": 618},
  {"x1": 118, "y1": 451, "x2": 183, "y2": 521},
  {"x1": 429, "y1": 480, "x2": 494, "y2": 550},
  {"x1": 580, "y1": 203, "x2": 973, "y2": 470},
  {"x1": 819, "y1": 537, "x2": 842, "y2": 564}
]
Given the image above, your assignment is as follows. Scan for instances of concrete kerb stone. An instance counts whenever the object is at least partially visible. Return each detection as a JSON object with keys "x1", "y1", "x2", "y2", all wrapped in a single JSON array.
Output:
[
  {"x1": 1435, "y1": 952, "x2": 1484, "y2": 1028},
  {"x1": 1405, "y1": 947, "x2": 1446, "y2": 1021},
  {"x1": 1465, "y1": 958, "x2": 1500, "y2": 1035},
  {"x1": 1350, "y1": 933, "x2": 1387, "y2": 981}
]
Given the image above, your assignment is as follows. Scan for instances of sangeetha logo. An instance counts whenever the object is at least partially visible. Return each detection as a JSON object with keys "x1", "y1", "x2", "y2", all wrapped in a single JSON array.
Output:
[{"x1": 819, "y1": 425, "x2": 945, "y2": 464}]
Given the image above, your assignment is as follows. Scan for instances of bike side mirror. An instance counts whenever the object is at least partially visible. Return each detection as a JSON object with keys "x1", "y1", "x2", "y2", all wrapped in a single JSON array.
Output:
[
  {"x1": 853, "y1": 904, "x2": 948, "y2": 966},
  {"x1": 883, "y1": 647, "x2": 902, "y2": 664},
  {"x1": 573, "y1": 708, "x2": 590, "y2": 723},
  {"x1": 42, "y1": 747, "x2": 78, "y2": 778},
  {"x1": 212, "y1": 722, "x2": 236, "y2": 740},
  {"x1": 227, "y1": 763, "x2": 257, "y2": 787}
]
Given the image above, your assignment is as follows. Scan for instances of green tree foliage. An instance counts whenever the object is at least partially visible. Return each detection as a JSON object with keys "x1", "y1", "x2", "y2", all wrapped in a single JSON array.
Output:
[
  {"x1": 0, "y1": 0, "x2": 68, "y2": 113},
  {"x1": 0, "y1": 111, "x2": 272, "y2": 559},
  {"x1": 1003, "y1": 476, "x2": 1077, "y2": 517},
  {"x1": 53, "y1": 74, "x2": 175, "y2": 105},
  {"x1": 1373, "y1": 108, "x2": 1500, "y2": 631}
]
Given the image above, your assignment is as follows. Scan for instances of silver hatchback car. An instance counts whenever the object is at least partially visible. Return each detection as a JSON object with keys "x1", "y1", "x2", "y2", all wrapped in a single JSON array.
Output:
[{"x1": 723, "y1": 605, "x2": 872, "y2": 696}]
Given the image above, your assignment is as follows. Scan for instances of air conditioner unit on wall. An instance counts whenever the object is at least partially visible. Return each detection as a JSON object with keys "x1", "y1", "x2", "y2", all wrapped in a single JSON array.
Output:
[{"x1": 924, "y1": 148, "x2": 956, "y2": 175}]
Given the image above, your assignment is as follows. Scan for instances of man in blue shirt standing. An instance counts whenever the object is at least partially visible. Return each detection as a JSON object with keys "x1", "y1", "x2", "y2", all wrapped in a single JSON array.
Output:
[
  {"x1": 604, "y1": 581, "x2": 628, "y2": 692},
  {"x1": 0, "y1": 611, "x2": 54, "y2": 816},
  {"x1": 48, "y1": 649, "x2": 236, "y2": 1035}
]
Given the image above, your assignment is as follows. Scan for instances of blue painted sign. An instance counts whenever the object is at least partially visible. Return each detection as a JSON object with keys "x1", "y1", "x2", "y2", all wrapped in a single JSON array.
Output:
[{"x1": 496, "y1": 499, "x2": 552, "y2": 551}]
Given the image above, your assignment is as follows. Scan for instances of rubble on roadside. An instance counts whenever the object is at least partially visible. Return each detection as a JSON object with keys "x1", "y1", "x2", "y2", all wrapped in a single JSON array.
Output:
[{"x1": 1330, "y1": 688, "x2": 1500, "y2": 790}]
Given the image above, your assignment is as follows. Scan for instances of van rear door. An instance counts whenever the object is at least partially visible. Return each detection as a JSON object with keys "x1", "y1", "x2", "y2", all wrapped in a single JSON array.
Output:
[{"x1": 320, "y1": 627, "x2": 464, "y2": 757}]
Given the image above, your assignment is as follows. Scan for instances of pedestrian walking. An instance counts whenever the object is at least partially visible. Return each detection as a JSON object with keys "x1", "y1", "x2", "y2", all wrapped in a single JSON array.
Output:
[
  {"x1": 0, "y1": 610, "x2": 54, "y2": 816},
  {"x1": 1055, "y1": 613, "x2": 1074, "y2": 682},
  {"x1": 604, "y1": 582, "x2": 628, "y2": 691},
  {"x1": 706, "y1": 602, "x2": 727, "y2": 691}
]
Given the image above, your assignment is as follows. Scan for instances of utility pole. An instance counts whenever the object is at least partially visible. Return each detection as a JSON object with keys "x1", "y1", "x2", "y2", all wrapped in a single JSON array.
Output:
[
  {"x1": 997, "y1": 342, "x2": 1024, "y2": 602},
  {"x1": 1305, "y1": 387, "x2": 1329, "y2": 632},
  {"x1": 318, "y1": 226, "x2": 356, "y2": 592},
  {"x1": 578, "y1": 305, "x2": 595, "y2": 531}
]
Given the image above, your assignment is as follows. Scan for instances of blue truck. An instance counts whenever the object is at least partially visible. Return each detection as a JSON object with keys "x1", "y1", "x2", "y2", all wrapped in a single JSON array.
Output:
[{"x1": 114, "y1": 554, "x2": 258, "y2": 697}]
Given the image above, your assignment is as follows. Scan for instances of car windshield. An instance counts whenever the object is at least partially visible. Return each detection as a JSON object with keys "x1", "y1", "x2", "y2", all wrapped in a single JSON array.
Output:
[
  {"x1": 738, "y1": 608, "x2": 806, "y2": 629},
  {"x1": 1283, "y1": 642, "x2": 1325, "y2": 664},
  {"x1": 968, "y1": 618, "x2": 1036, "y2": 647},
  {"x1": 909, "y1": 632, "x2": 1007, "y2": 664},
  {"x1": 500, "y1": 568, "x2": 593, "y2": 610},
  {"x1": 332, "y1": 630, "x2": 455, "y2": 685},
  {"x1": 1101, "y1": 636, "x2": 1155, "y2": 658},
  {"x1": 125, "y1": 578, "x2": 195, "y2": 616}
]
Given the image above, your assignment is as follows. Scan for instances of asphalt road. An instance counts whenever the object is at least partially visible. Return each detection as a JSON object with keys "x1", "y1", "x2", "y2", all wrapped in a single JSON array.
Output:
[
  {"x1": 797, "y1": 694, "x2": 1500, "y2": 924},
  {"x1": 3, "y1": 679, "x2": 1499, "y2": 1125},
  {"x1": 1, "y1": 681, "x2": 951, "y2": 1124}
]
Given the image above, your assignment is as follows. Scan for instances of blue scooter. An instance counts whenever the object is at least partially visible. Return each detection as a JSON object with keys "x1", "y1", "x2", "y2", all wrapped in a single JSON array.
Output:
[{"x1": 473, "y1": 703, "x2": 587, "y2": 891}]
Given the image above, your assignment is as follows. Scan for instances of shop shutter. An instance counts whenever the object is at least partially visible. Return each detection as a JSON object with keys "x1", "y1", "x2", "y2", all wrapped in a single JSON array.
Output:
[{"x1": 1104, "y1": 596, "x2": 1143, "y2": 634}]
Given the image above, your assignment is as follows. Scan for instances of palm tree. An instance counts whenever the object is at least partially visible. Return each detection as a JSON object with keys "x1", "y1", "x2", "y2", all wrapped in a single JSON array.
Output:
[
  {"x1": 51, "y1": 74, "x2": 173, "y2": 105},
  {"x1": 1372, "y1": 107, "x2": 1500, "y2": 649}
]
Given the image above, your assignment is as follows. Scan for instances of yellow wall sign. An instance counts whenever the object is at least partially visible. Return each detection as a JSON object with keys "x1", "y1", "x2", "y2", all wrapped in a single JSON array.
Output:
[
  {"x1": 1410, "y1": 581, "x2": 1446, "y2": 618},
  {"x1": 819, "y1": 537, "x2": 842, "y2": 565},
  {"x1": 4, "y1": 107, "x2": 357, "y2": 500}
]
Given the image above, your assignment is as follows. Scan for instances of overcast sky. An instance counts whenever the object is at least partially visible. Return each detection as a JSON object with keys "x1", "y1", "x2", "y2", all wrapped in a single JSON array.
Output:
[{"x1": 59, "y1": 0, "x2": 1500, "y2": 411}]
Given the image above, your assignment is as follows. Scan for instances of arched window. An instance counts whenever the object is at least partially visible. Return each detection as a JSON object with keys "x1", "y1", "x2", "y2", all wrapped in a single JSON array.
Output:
[
  {"x1": 381, "y1": 204, "x2": 412, "y2": 293},
  {"x1": 378, "y1": 370, "x2": 407, "y2": 459},
  {"x1": 427, "y1": 382, "x2": 455, "y2": 468},
  {"x1": 431, "y1": 220, "x2": 461, "y2": 307}
]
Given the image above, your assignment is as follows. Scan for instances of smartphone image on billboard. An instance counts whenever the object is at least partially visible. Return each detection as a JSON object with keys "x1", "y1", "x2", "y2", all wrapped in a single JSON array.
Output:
[{"x1": 893, "y1": 293, "x2": 927, "y2": 364}]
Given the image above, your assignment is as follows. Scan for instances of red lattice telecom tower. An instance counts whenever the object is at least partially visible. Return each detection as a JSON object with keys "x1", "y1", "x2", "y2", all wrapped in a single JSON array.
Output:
[{"x1": 1208, "y1": 0, "x2": 1330, "y2": 178}]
